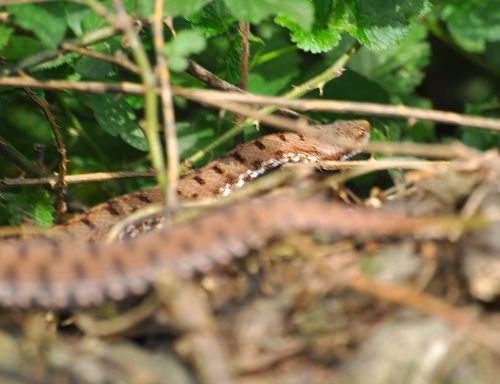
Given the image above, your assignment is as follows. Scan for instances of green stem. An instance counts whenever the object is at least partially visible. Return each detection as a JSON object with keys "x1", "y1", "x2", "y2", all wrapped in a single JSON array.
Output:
[
  {"x1": 0, "y1": 136, "x2": 45, "y2": 178},
  {"x1": 84, "y1": 0, "x2": 165, "y2": 189},
  {"x1": 251, "y1": 45, "x2": 298, "y2": 68}
]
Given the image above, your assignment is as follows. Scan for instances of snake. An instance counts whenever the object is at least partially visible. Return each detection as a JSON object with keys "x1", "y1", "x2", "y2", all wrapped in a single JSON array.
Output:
[{"x1": 0, "y1": 120, "x2": 410, "y2": 309}]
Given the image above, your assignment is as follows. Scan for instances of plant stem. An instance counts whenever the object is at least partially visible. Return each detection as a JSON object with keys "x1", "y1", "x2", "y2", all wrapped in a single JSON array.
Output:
[{"x1": 84, "y1": 0, "x2": 166, "y2": 189}]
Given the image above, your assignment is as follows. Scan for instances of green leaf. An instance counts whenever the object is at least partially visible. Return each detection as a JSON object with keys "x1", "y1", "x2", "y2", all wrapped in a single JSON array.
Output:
[
  {"x1": 74, "y1": 41, "x2": 118, "y2": 79},
  {"x1": 32, "y1": 52, "x2": 80, "y2": 72},
  {"x1": 442, "y1": 0, "x2": 500, "y2": 53},
  {"x1": 4, "y1": 188, "x2": 54, "y2": 228},
  {"x1": 64, "y1": 3, "x2": 90, "y2": 36},
  {"x1": 75, "y1": 56, "x2": 114, "y2": 79},
  {"x1": 225, "y1": 0, "x2": 314, "y2": 30},
  {"x1": 164, "y1": 0, "x2": 213, "y2": 16},
  {"x1": 401, "y1": 95, "x2": 435, "y2": 142},
  {"x1": 351, "y1": 0, "x2": 430, "y2": 50},
  {"x1": 461, "y1": 98, "x2": 500, "y2": 150},
  {"x1": 80, "y1": 94, "x2": 148, "y2": 151},
  {"x1": 0, "y1": 25, "x2": 13, "y2": 51},
  {"x1": 177, "y1": 121, "x2": 217, "y2": 159},
  {"x1": 5, "y1": 105, "x2": 52, "y2": 142},
  {"x1": 224, "y1": 26, "x2": 242, "y2": 84},
  {"x1": 348, "y1": 24, "x2": 430, "y2": 96},
  {"x1": 321, "y1": 69, "x2": 391, "y2": 103},
  {"x1": 188, "y1": 0, "x2": 235, "y2": 37},
  {"x1": 248, "y1": 28, "x2": 302, "y2": 95},
  {"x1": 275, "y1": 0, "x2": 349, "y2": 53},
  {"x1": 120, "y1": 128, "x2": 149, "y2": 151},
  {"x1": 1, "y1": 36, "x2": 45, "y2": 60},
  {"x1": 81, "y1": 3, "x2": 109, "y2": 32},
  {"x1": 8, "y1": 3, "x2": 67, "y2": 48},
  {"x1": 162, "y1": 30, "x2": 206, "y2": 72}
]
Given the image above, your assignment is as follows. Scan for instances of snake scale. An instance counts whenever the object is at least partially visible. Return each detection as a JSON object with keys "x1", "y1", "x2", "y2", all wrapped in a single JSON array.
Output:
[
  {"x1": 0, "y1": 120, "x2": 429, "y2": 309},
  {"x1": 48, "y1": 120, "x2": 371, "y2": 242}
]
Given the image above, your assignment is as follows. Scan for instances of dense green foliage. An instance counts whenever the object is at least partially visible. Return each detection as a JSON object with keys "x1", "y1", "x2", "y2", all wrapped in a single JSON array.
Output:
[{"x1": 0, "y1": 0, "x2": 499, "y2": 226}]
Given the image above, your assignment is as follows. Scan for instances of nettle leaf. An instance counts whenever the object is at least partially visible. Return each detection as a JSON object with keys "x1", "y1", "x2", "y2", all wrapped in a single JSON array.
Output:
[
  {"x1": 0, "y1": 25, "x2": 13, "y2": 51},
  {"x1": 225, "y1": 0, "x2": 313, "y2": 30},
  {"x1": 162, "y1": 30, "x2": 206, "y2": 72},
  {"x1": 352, "y1": 0, "x2": 430, "y2": 50},
  {"x1": 80, "y1": 94, "x2": 148, "y2": 151},
  {"x1": 188, "y1": 0, "x2": 235, "y2": 37},
  {"x1": 32, "y1": 52, "x2": 80, "y2": 72},
  {"x1": 5, "y1": 188, "x2": 54, "y2": 228},
  {"x1": 225, "y1": 26, "x2": 242, "y2": 84},
  {"x1": 164, "y1": 0, "x2": 213, "y2": 16},
  {"x1": 442, "y1": 0, "x2": 500, "y2": 53},
  {"x1": 276, "y1": 0, "x2": 349, "y2": 53},
  {"x1": 348, "y1": 24, "x2": 430, "y2": 96},
  {"x1": 8, "y1": 2, "x2": 67, "y2": 48}
]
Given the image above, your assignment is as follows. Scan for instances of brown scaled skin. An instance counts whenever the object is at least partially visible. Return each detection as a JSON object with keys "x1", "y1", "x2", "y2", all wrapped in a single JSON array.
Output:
[
  {"x1": 0, "y1": 120, "x2": 375, "y2": 308},
  {"x1": 39, "y1": 120, "x2": 370, "y2": 242},
  {"x1": 0, "y1": 195, "x2": 435, "y2": 309}
]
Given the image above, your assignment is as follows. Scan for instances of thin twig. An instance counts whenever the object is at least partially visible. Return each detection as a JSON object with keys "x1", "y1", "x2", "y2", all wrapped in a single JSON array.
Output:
[
  {"x1": 0, "y1": 158, "x2": 455, "y2": 190},
  {"x1": 0, "y1": 75, "x2": 144, "y2": 93},
  {"x1": 61, "y1": 42, "x2": 140, "y2": 75},
  {"x1": 306, "y1": 159, "x2": 452, "y2": 171},
  {"x1": 23, "y1": 87, "x2": 68, "y2": 223},
  {"x1": 235, "y1": 21, "x2": 250, "y2": 144},
  {"x1": 174, "y1": 93, "x2": 327, "y2": 140},
  {"x1": 5, "y1": 75, "x2": 500, "y2": 133},
  {"x1": 170, "y1": 88, "x2": 500, "y2": 132},
  {"x1": 238, "y1": 22, "x2": 250, "y2": 92},
  {"x1": 186, "y1": 59, "x2": 316, "y2": 122},
  {"x1": 0, "y1": 170, "x2": 155, "y2": 188},
  {"x1": 152, "y1": 0, "x2": 180, "y2": 210},
  {"x1": 364, "y1": 141, "x2": 475, "y2": 159},
  {"x1": 186, "y1": 59, "x2": 242, "y2": 92}
]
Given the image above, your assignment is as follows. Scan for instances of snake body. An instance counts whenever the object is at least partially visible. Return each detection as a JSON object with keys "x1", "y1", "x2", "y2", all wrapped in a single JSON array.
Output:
[
  {"x1": 50, "y1": 120, "x2": 370, "y2": 241},
  {"x1": 0, "y1": 196, "x2": 433, "y2": 309},
  {"x1": 0, "y1": 120, "x2": 381, "y2": 308}
]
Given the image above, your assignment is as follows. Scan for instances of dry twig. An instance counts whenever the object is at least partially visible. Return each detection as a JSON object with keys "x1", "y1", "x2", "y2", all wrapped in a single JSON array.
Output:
[
  {"x1": 235, "y1": 21, "x2": 250, "y2": 143},
  {"x1": 0, "y1": 170, "x2": 155, "y2": 188},
  {"x1": 152, "y1": 0, "x2": 180, "y2": 210},
  {"x1": 23, "y1": 87, "x2": 68, "y2": 223},
  {"x1": 171, "y1": 88, "x2": 500, "y2": 132}
]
